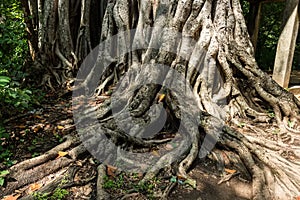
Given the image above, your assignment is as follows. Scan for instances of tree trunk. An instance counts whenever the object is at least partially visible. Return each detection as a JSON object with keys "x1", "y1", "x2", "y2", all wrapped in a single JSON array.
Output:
[
  {"x1": 21, "y1": 0, "x2": 107, "y2": 89},
  {"x1": 15, "y1": 0, "x2": 300, "y2": 199}
]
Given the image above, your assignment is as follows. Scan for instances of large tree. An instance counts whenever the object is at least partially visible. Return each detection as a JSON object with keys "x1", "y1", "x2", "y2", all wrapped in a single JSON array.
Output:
[{"x1": 4, "y1": 0, "x2": 300, "y2": 199}]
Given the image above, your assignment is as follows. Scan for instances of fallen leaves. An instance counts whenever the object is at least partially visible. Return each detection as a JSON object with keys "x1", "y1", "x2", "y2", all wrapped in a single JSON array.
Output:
[
  {"x1": 2, "y1": 194, "x2": 21, "y2": 200},
  {"x1": 157, "y1": 94, "x2": 165, "y2": 102},
  {"x1": 15, "y1": 125, "x2": 26, "y2": 129},
  {"x1": 224, "y1": 168, "x2": 237, "y2": 174},
  {"x1": 32, "y1": 124, "x2": 44, "y2": 133},
  {"x1": 2, "y1": 183, "x2": 42, "y2": 199},
  {"x1": 57, "y1": 125, "x2": 64, "y2": 130},
  {"x1": 33, "y1": 115, "x2": 43, "y2": 119},
  {"x1": 107, "y1": 165, "x2": 117, "y2": 177},
  {"x1": 28, "y1": 183, "x2": 42, "y2": 193},
  {"x1": 57, "y1": 151, "x2": 68, "y2": 158}
]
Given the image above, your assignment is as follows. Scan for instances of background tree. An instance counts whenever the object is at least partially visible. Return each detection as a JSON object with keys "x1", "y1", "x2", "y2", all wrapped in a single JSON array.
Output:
[
  {"x1": 0, "y1": 0, "x2": 34, "y2": 116},
  {"x1": 3, "y1": 0, "x2": 300, "y2": 199},
  {"x1": 20, "y1": 0, "x2": 108, "y2": 90},
  {"x1": 254, "y1": 2, "x2": 285, "y2": 71}
]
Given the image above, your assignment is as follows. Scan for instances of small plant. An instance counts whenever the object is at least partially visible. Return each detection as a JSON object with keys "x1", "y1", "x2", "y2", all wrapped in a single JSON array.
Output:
[
  {"x1": 0, "y1": 125, "x2": 9, "y2": 140},
  {"x1": 288, "y1": 120, "x2": 294, "y2": 128},
  {"x1": 2, "y1": 157, "x2": 16, "y2": 167},
  {"x1": 0, "y1": 150, "x2": 9, "y2": 161},
  {"x1": 51, "y1": 188, "x2": 69, "y2": 200},
  {"x1": 54, "y1": 134, "x2": 64, "y2": 143},
  {"x1": 103, "y1": 176, "x2": 115, "y2": 189},
  {"x1": 267, "y1": 109, "x2": 275, "y2": 118},
  {"x1": 0, "y1": 170, "x2": 9, "y2": 186},
  {"x1": 0, "y1": 125, "x2": 15, "y2": 167},
  {"x1": 31, "y1": 152, "x2": 40, "y2": 157},
  {"x1": 33, "y1": 192, "x2": 50, "y2": 200},
  {"x1": 33, "y1": 188, "x2": 69, "y2": 200},
  {"x1": 133, "y1": 181, "x2": 154, "y2": 193},
  {"x1": 272, "y1": 129, "x2": 280, "y2": 135},
  {"x1": 103, "y1": 174, "x2": 124, "y2": 189},
  {"x1": 237, "y1": 122, "x2": 245, "y2": 128},
  {"x1": 103, "y1": 173, "x2": 159, "y2": 199}
]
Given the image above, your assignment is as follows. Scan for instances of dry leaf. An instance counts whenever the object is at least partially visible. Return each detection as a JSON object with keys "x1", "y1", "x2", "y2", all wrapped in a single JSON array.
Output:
[
  {"x1": 2, "y1": 194, "x2": 21, "y2": 200},
  {"x1": 32, "y1": 124, "x2": 43, "y2": 133},
  {"x1": 225, "y1": 168, "x2": 237, "y2": 174},
  {"x1": 28, "y1": 183, "x2": 42, "y2": 193},
  {"x1": 57, "y1": 151, "x2": 68, "y2": 158},
  {"x1": 221, "y1": 152, "x2": 230, "y2": 165},
  {"x1": 177, "y1": 175, "x2": 186, "y2": 181},
  {"x1": 107, "y1": 165, "x2": 117, "y2": 177},
  {"x1": 158, "y1": 94, "x2": 165, "y2": 102},
  {"x1": 57, "y1": 125, "x2": 64, "y2": 130},
  {"x1": 75, "y1": 160, "x2": 83, "y2": 166},
  {"x1": 137, "y1": 172, "x2": 143, "y2": 178},
  {"x1": 151, "y1": 150, "x2": 160, "y2": 157},
  {"x1": 15, "y1": 125, "x2": 26, "y2": 129},
  {"x1": 44, "y1": 124, "x2": 51, "y2": 130}
]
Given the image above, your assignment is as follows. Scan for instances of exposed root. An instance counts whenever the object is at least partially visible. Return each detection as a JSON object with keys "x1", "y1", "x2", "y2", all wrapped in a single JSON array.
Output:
[
  {"x1": 19, "y1": 166, "x2": 79, "y2": 200},
  {"x1": 161, "y1": 182, "x2": 177, "y2": 199},
  {"x1": 94, "y1": 73, "x2": 114, "y2": 96},
  {"x1": 223, "y1": 126, "x2": 300, "y2": 199},
  {"x1": 96, "y1": 164, "x2": 110, "y2": 200},
  {"x1": 17, "y1": 0, "x2": 300, "y2": 199},
  {"x1": 11, "y1": 135, "x2": 78, "y2": 172},
  {"x1": 1, "y1": 135, "x2": 88, "y2": 197},
  {"x1": 3, "y1": 157, "x2": 73, "y2": 196},
  {"x1": 120, "y1": 192, "x2": 141, "y2": 200}
]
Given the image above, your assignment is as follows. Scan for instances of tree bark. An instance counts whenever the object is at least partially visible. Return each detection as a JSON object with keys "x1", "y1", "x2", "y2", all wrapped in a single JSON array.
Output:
[
  {"x1": 18, "y1": 0, "x2": 300, "y2": 199},
  {"x1": 22, "y1": 0, "x2": 108, "y2": 90}
]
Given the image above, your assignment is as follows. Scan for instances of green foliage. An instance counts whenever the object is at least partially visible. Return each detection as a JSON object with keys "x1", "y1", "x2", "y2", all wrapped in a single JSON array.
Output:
[
  {"x1": 51, "y1": 188, "x2": 69, "y2": 200},
  {"x1": 132, "y1": 181, "x2": 155, "y2": 194},
  {"x1": 0, "y1": 170, "x2": 9, "y2": 186},
  {"x1": 103, "y1": 173, "x2": 158, "y2": 198},
  {"x1": 33, "y1": 192, "x2": 50, "y2": 200},
  {"x1": 0, "y1": 125, "x2": 15, "y2": 167},
  {"x1": 240, "y1": 1, "x2": 300, "y2": 71},
  {"x1": 0, "y1": 0, "x2": 28, "y2": 74},
  {"x1": 103, "y1": 174, "x2": 124, "y2": 189},
  {"x1": 0, "y1": 76, "x2": 32, "y2": 109},
  {"x1": 240, "y1": 0, "x2": 250, "y2": 18},
  {"x1": 0, "y1": 0, "x2": 42, "y2": 116},
  {"x1": 255, "y1": 3, "x2": 285, "y2": 71},
  {"x1": 33, "y1": 188, "x2": 69, "y2": 200},
  {"x1": 0, "y1": 125, "x2": 9, "y2": 141},
  {"x1": 267, "y1": 109, "x2": 275, "y2": 118}
]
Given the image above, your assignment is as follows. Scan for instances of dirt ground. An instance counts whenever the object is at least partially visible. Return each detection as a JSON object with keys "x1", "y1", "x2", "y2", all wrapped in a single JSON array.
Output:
[{"x1": 169, "y1": 159, "x2": 252, "y2": 200}]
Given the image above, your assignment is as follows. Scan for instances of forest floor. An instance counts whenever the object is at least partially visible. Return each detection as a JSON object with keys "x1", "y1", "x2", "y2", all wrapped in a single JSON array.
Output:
[{"x1": 1, "y1": 85, "x2": 300, "y2": 200}]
